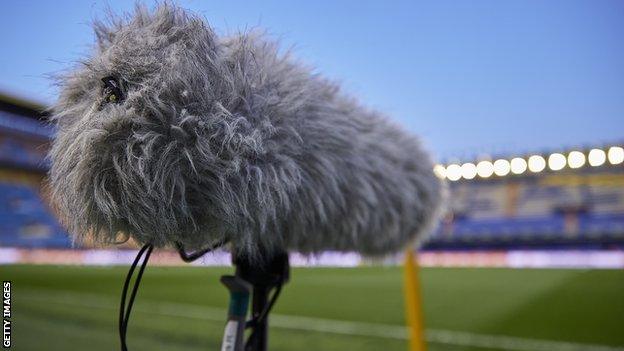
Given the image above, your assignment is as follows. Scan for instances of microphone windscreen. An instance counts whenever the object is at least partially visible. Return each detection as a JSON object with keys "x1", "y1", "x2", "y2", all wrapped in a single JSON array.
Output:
[{"x1": 49, "y1": 4, "x2": 445, "y2": 260}]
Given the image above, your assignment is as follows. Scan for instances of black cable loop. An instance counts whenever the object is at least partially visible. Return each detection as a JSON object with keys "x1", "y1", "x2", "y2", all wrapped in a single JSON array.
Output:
[
  {"x1": 119, "y1": 241, "x2": 225, "y2": 350},
  {"x1": 175, "y1": 240, "x2": 227, "y2": 262},
  {"x1": 244, "y1": 282, "x2": 284, "y2": 349},
  {"x1": 119, "y1": 243, "x2": 153, "y2": 351},
  {"x1": 245, "y1": 283, "x2": 283, "y2": 329}
]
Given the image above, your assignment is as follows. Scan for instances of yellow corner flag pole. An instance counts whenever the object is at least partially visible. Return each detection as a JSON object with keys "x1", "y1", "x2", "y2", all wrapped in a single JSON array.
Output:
[{"x1": 403, "y1": 250, "x2": 427, "y2": 351}]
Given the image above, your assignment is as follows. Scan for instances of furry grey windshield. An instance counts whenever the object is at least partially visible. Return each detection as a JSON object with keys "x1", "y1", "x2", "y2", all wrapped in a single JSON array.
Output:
[{"x1": 48, "y1": 4, "x2": 445, "y2": 260}]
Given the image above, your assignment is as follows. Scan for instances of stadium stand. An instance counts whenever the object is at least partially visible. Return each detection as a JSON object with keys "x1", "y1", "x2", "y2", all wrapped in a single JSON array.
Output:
[
  {"x1": 428, "y1": 153, "x2": 624, "y2": 250},
  {"x1": 0, "y1": 91, "x2": 622, "y2": 251},
  {"x1": 0, "y1": 92, "x2": 69, "y2": 248},
  {"x1": 0, "y1": 180, "x2": 69, "y2": 248}
]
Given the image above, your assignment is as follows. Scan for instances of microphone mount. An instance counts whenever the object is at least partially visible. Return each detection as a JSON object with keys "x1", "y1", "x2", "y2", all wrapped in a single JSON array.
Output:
[
  {"x1": 176, "y1": 242, "x2": 290, "y2": 351},
  {"x1": 221, "y1": 251, "x2": 290, "y2": 351}
]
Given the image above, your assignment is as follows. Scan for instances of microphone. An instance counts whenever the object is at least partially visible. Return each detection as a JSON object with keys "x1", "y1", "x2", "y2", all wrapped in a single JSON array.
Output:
[{"x1": 48, "y1": 4, "x2": 445, "y2": 261}]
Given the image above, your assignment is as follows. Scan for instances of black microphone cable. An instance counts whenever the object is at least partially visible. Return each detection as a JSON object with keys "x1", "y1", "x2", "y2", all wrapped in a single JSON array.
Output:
[
  {"x1": 244, "y1": 283, "x2": 283, "y2": 348},
  {"x1": 119, "y1": 243, "x2": 153, "y2": 351},
  {"x1": 119, "y1": 241, "x2": 225, "y2": 350},
  {"x1": 245, "y1": 284, "x2": 283, "y2": 330},
  {"x1": 175, "y1": 240, "x2": 227, "y2": 262}
]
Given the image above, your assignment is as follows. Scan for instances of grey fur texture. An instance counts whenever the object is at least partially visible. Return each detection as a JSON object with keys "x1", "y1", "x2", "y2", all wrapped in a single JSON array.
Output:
[{"x1": 49, "y1": 3, "x2": 444, "y2": 259}]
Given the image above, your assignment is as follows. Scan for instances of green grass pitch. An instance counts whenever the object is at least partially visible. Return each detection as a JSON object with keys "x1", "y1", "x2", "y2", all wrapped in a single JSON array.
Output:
[{"x1": 2, "y1": 264, "x2": 623, "y2": 351}]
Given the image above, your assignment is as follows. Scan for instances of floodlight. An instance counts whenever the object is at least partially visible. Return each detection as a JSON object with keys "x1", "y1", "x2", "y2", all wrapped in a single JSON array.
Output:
[
  {"x1": 548, "y1": 153, "x2": 566, "y2": 171},
  {"x1": 476, "y1": 161, "x2": 494, "y2": 178},
  {"x1": 528, "y1": 155, "x2": 546, "y2": 173},
  {"x1": 493, "y1": 159, "x2": 511, "y2": 176},
  {"x1": 461, "y1": 163, "x2": 477, "y2": 180},
  {"x1": 446, "y1": 164, "x2": 462, "y2": 181},
  {"x1": 567, "y1": 151, "x2": 585, "y2": 169},
  {"x1": 588, "y1": 148, "x2": 606, "y2": 167},
  {"x1": 608, "y1": 146, "x2": 624, "y2": 165},
  {"x1": 433, "y1": 164, "x2": 447, "y2": 179},
  {"x1": 510, "y1": 157, "x2": 527, "y2": 174}
]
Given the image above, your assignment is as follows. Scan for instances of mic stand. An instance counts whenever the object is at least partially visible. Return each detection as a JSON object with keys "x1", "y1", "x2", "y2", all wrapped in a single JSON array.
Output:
[{"x1": 221, "y1": 251, "x2": 290, "y2": 351}]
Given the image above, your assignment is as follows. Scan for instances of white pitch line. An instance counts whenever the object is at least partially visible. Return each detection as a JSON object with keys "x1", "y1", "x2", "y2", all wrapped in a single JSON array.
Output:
[
  {"x1": 21, "y1": 290, "x2": 624, "y2": 351},
  {"x1": 425, "y1": 330, "x2": 624, "y2": 351}
]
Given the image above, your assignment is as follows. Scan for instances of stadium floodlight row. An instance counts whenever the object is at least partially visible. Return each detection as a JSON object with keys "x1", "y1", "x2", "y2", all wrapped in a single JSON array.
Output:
[{"x1": 434, "y1": 145, "x2": 624, "y2": 181}]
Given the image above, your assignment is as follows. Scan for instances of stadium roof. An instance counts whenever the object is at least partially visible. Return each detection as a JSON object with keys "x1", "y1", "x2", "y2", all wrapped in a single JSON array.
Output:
[
  {"x1": 0, "y1": 91, "x2": 54, "y2": 139},
  {"x1": 0, "y1": 90, "x2": 49, "y2": 120}
]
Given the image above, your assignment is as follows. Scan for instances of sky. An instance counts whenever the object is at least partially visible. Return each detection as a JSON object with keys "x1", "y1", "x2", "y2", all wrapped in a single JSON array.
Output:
[{"x1": 1, "y1": 0, "x2": 623, "y2": 161}]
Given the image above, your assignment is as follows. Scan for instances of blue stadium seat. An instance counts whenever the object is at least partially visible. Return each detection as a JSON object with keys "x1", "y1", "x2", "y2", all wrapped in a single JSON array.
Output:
[{"x1": 0, "y1": 182, "x2": 71, "y2": 248}]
